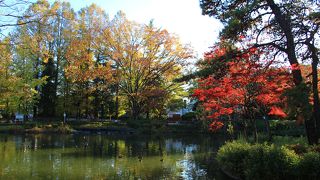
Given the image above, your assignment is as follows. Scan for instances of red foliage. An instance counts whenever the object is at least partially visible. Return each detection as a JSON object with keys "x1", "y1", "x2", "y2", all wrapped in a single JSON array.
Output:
[
  {"x1": 209, "y1": 121, "x2": 224, "y2": 131},
  {"x1": 194, "y1": 46, "x2": 293, "y2": 128},
  {"x1": 204, "y1": 47, "x2": 226, "y2": 60},
  {"x1": 268, "y1": 106, "x2": 287, "y2": 118}
]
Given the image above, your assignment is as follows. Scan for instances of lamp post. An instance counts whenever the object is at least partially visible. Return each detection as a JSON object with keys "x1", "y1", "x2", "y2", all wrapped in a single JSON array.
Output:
[{"x1": 63, "y1": 112, "x2": 66, "y2": 124}]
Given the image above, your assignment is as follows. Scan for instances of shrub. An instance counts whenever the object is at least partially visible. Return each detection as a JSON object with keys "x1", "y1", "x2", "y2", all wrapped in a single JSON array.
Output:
[
  {"x1": 216, "y1": 141, "x2": 251, "y2": 178},
  {"x1": 285, "y1": 144, "x2": 308, "y2": 155},
  {"x1": 244, "y1": 144, "x2": 299, "y2": 180},
  {"x1": 308, "y1": 144, "x2": 320, "y2": 153},
  {"x1": 298, "y1": 152, "x2": 320, "y2": 180},
  {"x1": 217, "y1": 140, "x2": 320, "y2": 180}
]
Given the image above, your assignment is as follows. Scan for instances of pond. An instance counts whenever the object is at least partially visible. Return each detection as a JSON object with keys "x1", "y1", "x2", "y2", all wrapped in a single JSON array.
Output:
[{"x1": 0, "y1": 133, "x2": 228, "y2": 179}]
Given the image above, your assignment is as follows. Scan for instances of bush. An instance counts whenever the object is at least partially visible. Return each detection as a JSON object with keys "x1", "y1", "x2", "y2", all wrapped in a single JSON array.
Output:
[
  {"x1": 244, "y1": 144, "x2": 299, "y2": 180},
  {"x1": 217, "y1": 140, "x2": 320, "y2": 180},
  {"x1": 298, "y1": 152, "x2": 320, "y2": 180},
  {"x1": 308, "y1": 144, "x2": 320, "y2": 153},
  {"x1": 216, "y1": 141, "x2": 251, "y2": 178}
]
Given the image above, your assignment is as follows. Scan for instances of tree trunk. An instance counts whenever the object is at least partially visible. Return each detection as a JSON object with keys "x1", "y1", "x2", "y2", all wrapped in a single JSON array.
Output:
[
  {"x1": 131, "y1": 99, "x2": 141, "y2": 120},
  {"x1": 115, "y1": 62, "x2": 120, "y2": 120},
  {"x1": 310, "y1": 43, "x2": 320, "y2": 144},
  {"x1": 242, "y1": 120, "x2": 248, "y2": 141},
  {"x1": 146, "y1": 110, "x2": 150, "y2": 120},
  {"x1": 115, "y1": 85, "x2": 119, "y2": 119},
  {"x1": 264, "y1": 117, "x2": 272, "y2": 142},
  {"x1": 305, "y1": 117, "x2": 318, "y2": 144},
  {"x1": 251, "y1": 119, "x2": 258, "y2": 143},
  {"x1": 267, "y1": 0, "x2": 318, "y2": 144},
  {"x1": 53, "y1": 50, "x2": 60, "y2": 117}
]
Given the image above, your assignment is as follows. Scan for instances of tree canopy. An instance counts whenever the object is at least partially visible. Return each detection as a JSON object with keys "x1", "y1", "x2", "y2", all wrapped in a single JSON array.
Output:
[
  {"x1": 199, "y1": 0, "x2": 320, "y2": 144},
  {"x1": 0, "y1": 0, "x2": 192, "y2": 121}
]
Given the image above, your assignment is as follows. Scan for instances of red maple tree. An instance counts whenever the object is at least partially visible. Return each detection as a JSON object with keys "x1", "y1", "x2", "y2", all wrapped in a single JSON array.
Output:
[{"x1": 194, "y1": 46, "x2": 293, "y2": 138}]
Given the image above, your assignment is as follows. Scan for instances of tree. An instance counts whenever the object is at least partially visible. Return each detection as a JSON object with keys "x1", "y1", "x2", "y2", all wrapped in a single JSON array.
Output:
[
  {"x1": 0, "y1": 38, "x2": 19, "y2": 117},
  {"x1": 1, "y1": 1, "x2": 192, "y2": 121},
  {"x1": 11, "y1": 0, "x2": 58, "y2": 117},
  {"x1": 5, "y1": 0, "x2": 78, "y2": 119},
  {"x1": 194, "y1": 45, "x2": 292, "y2": 141},
  {"x1": 100, "y1": 12, "x2": 192, "y2": 120},
  {"x1": 0, "y1": 37, "x2": 45, "y2": 118},
  {"x1": 200, "y1": 0, "x2": 320, "y2": 144},
  {"x1": 40, "y1": 1, "x2": 76, "y2": 117},
  {"x1": 64, "y1": 4, "x2": 111, "y2": 119}
]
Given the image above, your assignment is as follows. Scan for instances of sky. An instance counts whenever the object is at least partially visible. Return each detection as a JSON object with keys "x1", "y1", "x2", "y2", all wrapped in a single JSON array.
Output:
[{"x1": 65, "y1": 0, "x2": 223, "y2": 58}]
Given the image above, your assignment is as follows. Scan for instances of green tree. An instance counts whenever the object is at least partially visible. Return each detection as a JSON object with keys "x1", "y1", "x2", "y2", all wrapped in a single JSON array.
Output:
[
  {"x1": 40, "y1": 1, "x2": 76, "y2": 117},
  {"x1": 0, "y1": 37, "x2": 45, "y2": 118},
  {"x1": 13, "y1": 0, "x2": 56, "y2": 117}
]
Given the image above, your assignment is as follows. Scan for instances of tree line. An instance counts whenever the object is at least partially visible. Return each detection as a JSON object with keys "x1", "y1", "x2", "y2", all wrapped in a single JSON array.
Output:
[{"x1": 0, "y1": 0, "x2": 192, "y2": 120}]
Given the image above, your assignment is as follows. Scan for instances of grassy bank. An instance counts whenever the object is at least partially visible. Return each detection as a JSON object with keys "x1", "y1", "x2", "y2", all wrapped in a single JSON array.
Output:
[
  {"x1": 0, "y1": 122, "x2": 74, "y2": 134},
  {"x1": 0, "y1": 119, "x2": 204, "y2": 135}
]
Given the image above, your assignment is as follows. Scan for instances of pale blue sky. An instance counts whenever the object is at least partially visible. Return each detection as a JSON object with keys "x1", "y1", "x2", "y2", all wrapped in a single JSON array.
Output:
[{"x1": 65, "y1": 0, "x2": 222, "y2": 57}]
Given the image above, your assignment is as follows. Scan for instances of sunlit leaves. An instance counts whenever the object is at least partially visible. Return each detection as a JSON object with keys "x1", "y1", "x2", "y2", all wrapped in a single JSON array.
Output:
[
  {"x1": 193, "y1": 45, "x2": 293, "y2": 130},
  {"x1": 0, "y1": 38, "x2": 45, "y2": 115},
  {"x1": 97, "y1": 12, "x2": 192, "y2": 118}
]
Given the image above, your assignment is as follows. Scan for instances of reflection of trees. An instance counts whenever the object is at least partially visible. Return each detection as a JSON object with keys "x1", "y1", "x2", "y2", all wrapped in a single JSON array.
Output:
[
  {"x1": 0, "y1": 134, "x2": 226, "y2": 179},
  {"x1": 0, "y1": 137, "x2": 16, "y2": 175}
]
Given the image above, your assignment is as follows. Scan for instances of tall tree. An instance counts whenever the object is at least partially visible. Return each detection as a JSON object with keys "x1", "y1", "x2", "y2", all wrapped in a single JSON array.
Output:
[
  {"x1": 0, "y1": 37, "x2": 45, "y2": 118},
  {"x1": 0, "y1": 38, "x2": 19, "y2": 117},
  {"x1": 65, "y1": 4, "x2": 111, "y2": 119},
  {"x1": 200, "y1": 0, "x2": 320, "y2": 144},
  {"x1": 100, "y1": 12, "x2": 192, "y2": 120},
  {"x1": 13, "y1": 0, "x2": 57, "y2": 117},
  {"x1": 40, "y1": 1, "x2": 76, "y2": 117}
]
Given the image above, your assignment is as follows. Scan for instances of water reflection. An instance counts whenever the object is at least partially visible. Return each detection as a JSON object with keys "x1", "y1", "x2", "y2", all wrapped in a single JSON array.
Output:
[{"x1": 0, "y1": 134, "x2": 226, "y2": 179}]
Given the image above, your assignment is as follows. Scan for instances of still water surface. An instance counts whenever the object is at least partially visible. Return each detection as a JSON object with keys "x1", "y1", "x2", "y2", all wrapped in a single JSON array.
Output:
[{"x1": 0, "y1": 133, "x2": 226, "y2": 179}]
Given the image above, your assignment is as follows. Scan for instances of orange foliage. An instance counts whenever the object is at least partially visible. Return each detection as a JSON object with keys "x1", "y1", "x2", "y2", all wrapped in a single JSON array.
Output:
[{"x1": 65, "y1": 40, "x2": 112, "y2": 84}]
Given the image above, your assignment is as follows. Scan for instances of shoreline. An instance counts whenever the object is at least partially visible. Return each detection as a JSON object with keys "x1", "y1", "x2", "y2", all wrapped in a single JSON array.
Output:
[{"x1": 0, "y1": 123, "x2": 208, "y2": 135}]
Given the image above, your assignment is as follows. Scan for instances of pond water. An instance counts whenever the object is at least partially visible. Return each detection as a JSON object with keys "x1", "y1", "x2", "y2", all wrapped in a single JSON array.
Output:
[{"x1": 0, "y1": 133, "x2": 227, "y2": 179}]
